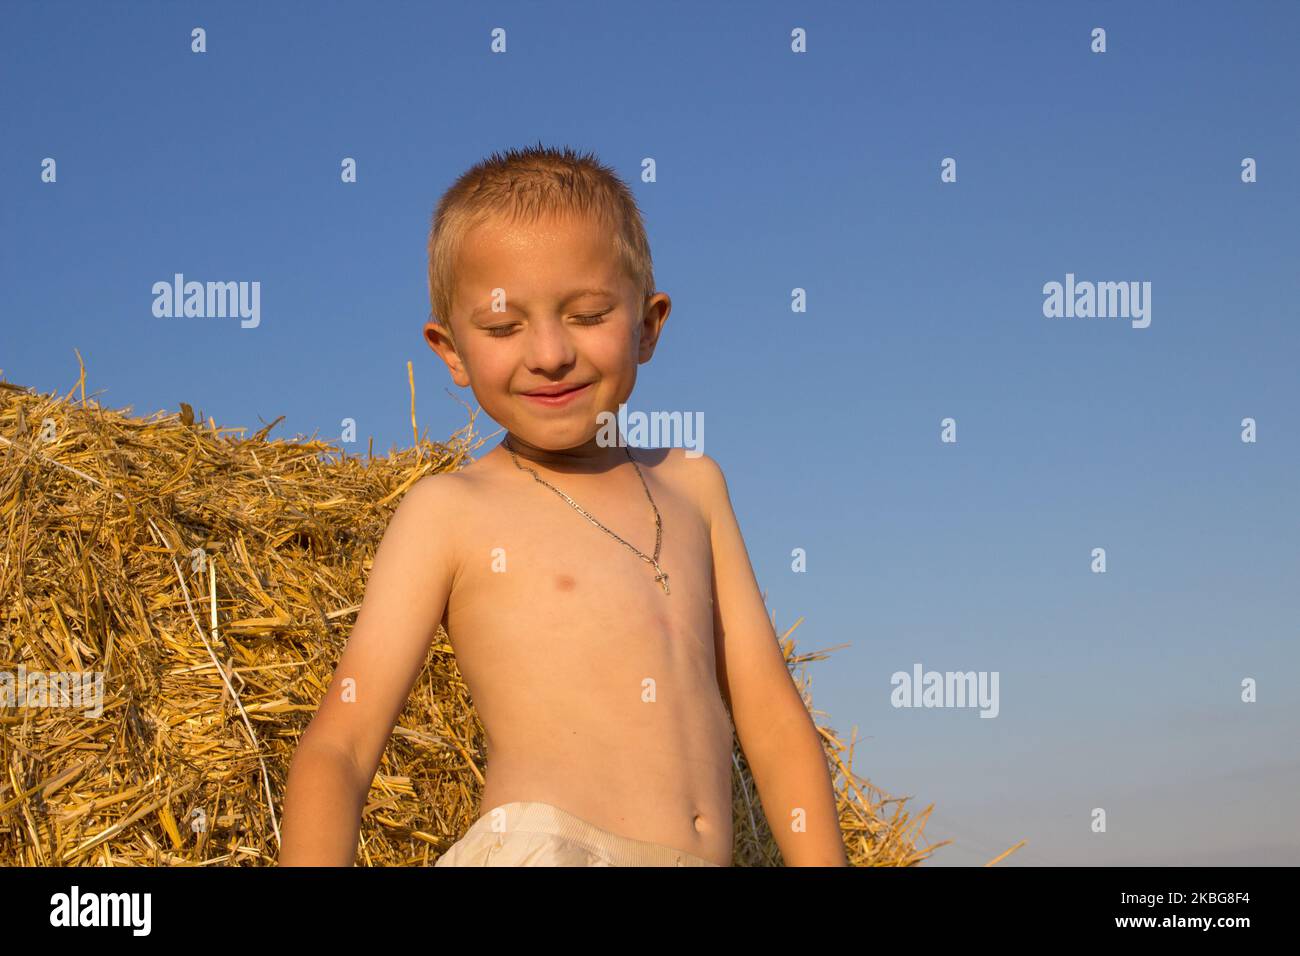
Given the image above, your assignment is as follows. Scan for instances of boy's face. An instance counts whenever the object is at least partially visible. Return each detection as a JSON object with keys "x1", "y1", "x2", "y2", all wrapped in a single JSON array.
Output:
[{"x1": 424, "y1": 211, "x2": 670, "y2": 459}]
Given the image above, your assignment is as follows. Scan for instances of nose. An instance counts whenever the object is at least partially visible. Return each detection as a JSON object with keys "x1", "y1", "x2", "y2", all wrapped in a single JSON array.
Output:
[{"x1": 521, "y1": 317, "x2": 578, "y2": 374}]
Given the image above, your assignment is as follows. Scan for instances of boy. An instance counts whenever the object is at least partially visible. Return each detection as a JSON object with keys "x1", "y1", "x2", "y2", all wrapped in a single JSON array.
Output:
[{"x1": 279, "y1": 145, "x2": 847, "y2": 867}]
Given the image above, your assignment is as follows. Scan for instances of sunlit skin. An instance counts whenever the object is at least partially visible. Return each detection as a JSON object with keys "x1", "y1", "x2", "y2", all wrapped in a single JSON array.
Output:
[
  {"x1": 423, "y1": 210, "x2": 671, "y2": 475},
  {"x1": 278, "y1": 206, "x2": 848, "y2": 866},
  {"x1": 412, "y1": 210, "x2": 843, "y2": 865},
  {"x1": 414, "y1": 211, "x2": 753, "y2": 862}
]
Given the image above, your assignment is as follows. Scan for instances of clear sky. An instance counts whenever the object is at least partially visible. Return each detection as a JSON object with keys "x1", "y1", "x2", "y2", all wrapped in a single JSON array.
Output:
[{"x1": 3, "y1": 0, "x2": 1297, "y2": 865}]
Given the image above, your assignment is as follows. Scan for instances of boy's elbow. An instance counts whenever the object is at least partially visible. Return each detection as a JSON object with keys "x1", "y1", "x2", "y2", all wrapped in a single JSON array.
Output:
[{"x1": 293, "y1": 728, "x2": 367, "y2": 793}]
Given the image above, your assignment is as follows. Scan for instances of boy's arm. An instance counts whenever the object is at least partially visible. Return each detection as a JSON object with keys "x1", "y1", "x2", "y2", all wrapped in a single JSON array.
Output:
[
  {"x1": 695, "y1": 454, "x2": 848, "y2": 866},
  {"x1": 279, "y1": 475, "x2": 461, "y2": 865}
]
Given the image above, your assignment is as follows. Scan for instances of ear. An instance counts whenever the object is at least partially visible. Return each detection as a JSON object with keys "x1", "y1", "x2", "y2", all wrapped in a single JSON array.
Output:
[
  {"x1": 637, "y1": 292, "x2": 672, "y2": 364},
  {"x1": 424, "y1": 318, "x2": 471, "y2": 388}
]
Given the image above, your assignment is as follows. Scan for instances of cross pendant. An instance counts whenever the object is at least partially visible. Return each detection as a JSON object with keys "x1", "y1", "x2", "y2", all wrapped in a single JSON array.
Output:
[{"x1": 653, "y1": 568, "x2": 670, "y2": 595}]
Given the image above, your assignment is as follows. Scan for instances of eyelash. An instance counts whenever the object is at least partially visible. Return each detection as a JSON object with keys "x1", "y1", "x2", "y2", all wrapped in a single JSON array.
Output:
[{"x1": 484, "y1": 311, "x2": 610, "y2": 338}]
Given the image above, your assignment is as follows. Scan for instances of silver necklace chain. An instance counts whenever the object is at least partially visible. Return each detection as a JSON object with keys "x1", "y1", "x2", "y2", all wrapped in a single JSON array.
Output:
[{"x1": 502, "y1": 435, "x2": 669, "y2": 595}]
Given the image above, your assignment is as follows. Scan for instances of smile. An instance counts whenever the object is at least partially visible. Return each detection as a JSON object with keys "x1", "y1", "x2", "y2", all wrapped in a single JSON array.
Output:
[{"x1": 520, "y1": 383, "x2": 591, "y2": 407}]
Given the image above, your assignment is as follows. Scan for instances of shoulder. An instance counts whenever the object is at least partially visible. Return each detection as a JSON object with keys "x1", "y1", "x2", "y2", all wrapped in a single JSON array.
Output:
[
  {"x1": 404, "y1": 446, "x2": 510, "y2": 499},
  {"x1": 387, "y1": 471, "x2": 472, "y2": 543},
  {"x1": 359, "y1": 470, "x2": 469, "y2": 589},
  {"x1": 650, "y1": 448, "x2": 729, "y2": 528},
  {"x1": 401, "y1": 468, "x2": 470, "y2": 505},
  {"x1": 439, "y1": 444, "x2": 515, "y2": 491}
]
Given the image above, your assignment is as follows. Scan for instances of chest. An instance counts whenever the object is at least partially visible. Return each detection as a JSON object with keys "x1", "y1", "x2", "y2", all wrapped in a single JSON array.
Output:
[{"x1": 447, "y1": 463, "x2": 715, "y2": 646}]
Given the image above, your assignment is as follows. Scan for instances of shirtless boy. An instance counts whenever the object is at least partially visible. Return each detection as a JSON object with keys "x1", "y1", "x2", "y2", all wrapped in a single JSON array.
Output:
[{"x1": 279, "y1": 145, "x2": 847, "y2": 867}]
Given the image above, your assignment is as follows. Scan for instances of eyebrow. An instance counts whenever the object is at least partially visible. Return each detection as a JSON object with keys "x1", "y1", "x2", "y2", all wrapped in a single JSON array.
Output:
[{"x1": 469, "y1": 288, "x2": 617, "y2": 319}]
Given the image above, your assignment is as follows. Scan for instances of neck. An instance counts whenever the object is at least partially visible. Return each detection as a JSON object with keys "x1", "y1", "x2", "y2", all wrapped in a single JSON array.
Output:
[
  {"x1": 501, "y1": 431, "x2": 630, "y2": 474},
  {"x1": 501, "y1": 429, "x2": 634, "y2": 476}
]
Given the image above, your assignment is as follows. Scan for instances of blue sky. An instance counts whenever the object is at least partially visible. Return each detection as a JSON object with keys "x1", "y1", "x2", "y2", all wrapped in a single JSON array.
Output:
[{"x1": 3, "y1": 0, "x2": 1297, "y2": 865}]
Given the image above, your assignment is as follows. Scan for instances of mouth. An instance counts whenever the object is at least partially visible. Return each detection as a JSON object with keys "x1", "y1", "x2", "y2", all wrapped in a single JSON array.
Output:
[{"x1": 519, "y1": 382, "x2": 592, "y2": 407}]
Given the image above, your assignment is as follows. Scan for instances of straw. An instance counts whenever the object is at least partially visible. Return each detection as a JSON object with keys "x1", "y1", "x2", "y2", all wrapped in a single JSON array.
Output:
[{"x1": 0, "y1": 362, "x2": 1020, "y2": 866}]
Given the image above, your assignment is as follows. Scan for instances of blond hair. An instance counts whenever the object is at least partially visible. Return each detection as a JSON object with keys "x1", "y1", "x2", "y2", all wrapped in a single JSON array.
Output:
[{"x1": 426, "y1": 143, "x2": 655, "y2": 344}]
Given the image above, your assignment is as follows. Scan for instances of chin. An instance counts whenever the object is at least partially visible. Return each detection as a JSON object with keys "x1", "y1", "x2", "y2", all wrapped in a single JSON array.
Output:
[{"x1": 507, "y1": 427, "x2": 586, "y2": 450}]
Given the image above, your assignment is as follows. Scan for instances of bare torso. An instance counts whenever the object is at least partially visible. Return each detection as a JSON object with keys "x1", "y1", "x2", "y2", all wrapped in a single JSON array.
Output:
[{"x1": 441, "y1": 443, "x2": 735, "y2": 865}]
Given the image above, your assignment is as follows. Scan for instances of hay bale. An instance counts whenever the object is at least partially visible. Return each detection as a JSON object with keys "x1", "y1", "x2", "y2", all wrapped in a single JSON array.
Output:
[{"x1": 0, "y1": 362, "x2": 956, "y2": 866}]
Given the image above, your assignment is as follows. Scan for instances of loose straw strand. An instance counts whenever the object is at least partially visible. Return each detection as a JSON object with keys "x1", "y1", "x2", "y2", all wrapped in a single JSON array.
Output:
[
  {"x1": 151, "y1": 518, "x2": 282, "y2": 847},
  {"x1": 407, "y1": 360, "x2": 421, "y2": 463}
]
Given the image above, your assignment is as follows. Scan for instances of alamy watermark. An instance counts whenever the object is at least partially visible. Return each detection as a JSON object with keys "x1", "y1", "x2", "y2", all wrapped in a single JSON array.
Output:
[
  {"x1": 891, "y1": 663, "x2": 999, "y2": 718},
  {"x1": 1043, "y1": 272, "x2": 1150, "y2": 329},
  {"x1": 152, "y1": 273, "x2": 260, "y2": 328},
  {"x1": 0, "y1": 665, "x2": 105, "y2": 718},
  {"x1": 595, "y1": 404, "x2": 704, "y2": 457},
  {"x1": 49, "y1": 886, "x2": 150, "y2": 936}
]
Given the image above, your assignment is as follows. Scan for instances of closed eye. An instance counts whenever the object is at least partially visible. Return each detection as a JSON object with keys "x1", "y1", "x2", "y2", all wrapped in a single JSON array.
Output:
[{"x1": 484, "y1": 310, "x2": 611, "y2": 338}]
